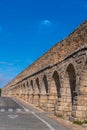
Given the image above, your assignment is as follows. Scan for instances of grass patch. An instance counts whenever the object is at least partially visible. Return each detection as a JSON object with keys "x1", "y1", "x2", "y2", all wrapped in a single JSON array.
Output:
[
  {"x1": 73, "y1": 120, "x2": 87, "y2": 125},
  {"x1": 73, "y1": 120, "x2": 83, "y2": 125}
]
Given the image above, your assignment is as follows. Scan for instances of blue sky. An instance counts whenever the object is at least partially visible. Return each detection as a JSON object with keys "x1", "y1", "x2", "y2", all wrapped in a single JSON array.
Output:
[{"x1": 0, "y1": 0, "x2": 87, "y2": 88}]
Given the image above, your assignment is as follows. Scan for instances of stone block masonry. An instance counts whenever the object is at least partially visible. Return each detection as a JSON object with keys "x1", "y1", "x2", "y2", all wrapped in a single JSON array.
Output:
[{"x1": 2, "y1": 20, "x2": 87, "y2": 121}]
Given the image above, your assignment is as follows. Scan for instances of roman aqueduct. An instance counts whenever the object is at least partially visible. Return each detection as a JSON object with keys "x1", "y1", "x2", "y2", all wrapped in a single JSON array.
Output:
[{"x1": 2, "y1": 20, "x2": 87, "y2": 121}]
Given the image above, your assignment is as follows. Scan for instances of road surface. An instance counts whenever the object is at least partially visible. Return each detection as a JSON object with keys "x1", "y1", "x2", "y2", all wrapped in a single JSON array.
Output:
[{"x1": 0, "y1": 97, "x2": 70, "y2": 130}]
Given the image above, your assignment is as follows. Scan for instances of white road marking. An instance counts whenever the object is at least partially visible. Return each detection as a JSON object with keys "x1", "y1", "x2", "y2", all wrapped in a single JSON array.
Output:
[
  {"x1": 24, "y1": 108, "x2": 30, "y2": 112},
  {"x1": 32, "y1": 112, "x2": 55, "y2": 130},
  {"x1": 12, "y1": 98, "x2": 30, "y2": 112},
  {"x1": 16, "y1": 108, "x2": 22, "y2": 112},
  {"x1": 0, "y1": 108, "x2": 5, "y2": 112},
  {"x1": 8, "y1": 115, "x2": 18, "y2": 119},
  {"x1": 12, "y1": 98, "x2": 55, "y2": 130},
  {"x1": 8, "y1": 108, "x2": 13, "y2": 112}
]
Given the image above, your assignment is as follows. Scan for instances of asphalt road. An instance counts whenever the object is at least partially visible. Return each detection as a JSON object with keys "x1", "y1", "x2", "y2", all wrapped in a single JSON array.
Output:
[{"x1": 0, "y1": 97, "x2": 70, "y2": 130}]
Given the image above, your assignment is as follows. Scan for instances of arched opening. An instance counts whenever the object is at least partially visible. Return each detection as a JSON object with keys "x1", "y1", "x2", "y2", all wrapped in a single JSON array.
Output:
[
  {"x1": 36, "y1": 78, "x2": 40, "y2": 106},
  {"x1": 52, "y1": 71, "x2": 61, "y2": 98},
  {"x1": 30, "y1": 80, "x2": 34, "y2": 104},
  {"x1": 36, "y1": 78, "x2": 40, "y2": 94},
  {"x1": 31, "y1": 80, "x2": 33, "y2": 86},
  {"x1": 23, "y1": 83, "x2": 26, "y2": 100},
  {"x1": 67, "y1": 64, "x2": 76, "y2": 105},
  {"x1": 26, "y1": 81, "x2": 29, "y2": 102},
  {"x1": 26, "y1": 81, "x2": 29, "y2": 89},
  {"x1": 43, "y1": 75, "x2": 48, "y2": 94},
  {"x1": 20, "y1": 84, "x2": 23, "y2": 98},
  {"x1": 23, "y1": 83, "x2": 25, "y2": 92},
  {"x1": 39, "y1": 75, "x2": 49, "y2": 110},
  {"x1": 61, "y1": 63, "x2": 77, "y2": 118},
  {"x1": 30, "y1": 80, "x2": 34, "y2": 93}
]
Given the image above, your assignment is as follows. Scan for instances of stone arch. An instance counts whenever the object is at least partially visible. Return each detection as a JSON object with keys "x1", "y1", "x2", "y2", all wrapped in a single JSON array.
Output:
[
  {"x1": 35, "y1": 77, "x2": 41, "y2": 106},
  {"x1": 30, "y1": 80, "x2": 34, "y2": 93},
  {"x1": 25, "y1": 81, "x2": 28, "y2": 93},
  {"x1": 66, "y1": 63, "x2": 76, "y2": 105},
  {"x1": 23, "y1": 83, "x2": 26, "y2": 93},
  {"x1": 30, "y1": 80, "x2": 34, "y2": 104},
  {"x1": 63, "y1": 63, "x2": 76, "y2": 118},
  {"x1": 52, "y1": 71, "x2": 61, "y2": 98},
  {"x1": 26, "y1": 81, "x2": 29, "y2": 89},
  {"x1": 25, "y1": 81, "x2": 29, "y2": 102},
  {"x1": 36, "y1": 77, "x2": 40, "y2": 94},
  {"x1": 22, "y1": 83, "x2": 26, "y2": 100},
  {"x1": 39, "y1": 75, "x2": 49, "y2": 110},
  {"x1": 43, "y1": 75, "x2": 49, "y2": 94},
  {"x1": 20, "y1": 84, "x2": 23, "y2": 94},
  {"x1": 20, "y1": 84, "x2": 23, "y2": 98}
]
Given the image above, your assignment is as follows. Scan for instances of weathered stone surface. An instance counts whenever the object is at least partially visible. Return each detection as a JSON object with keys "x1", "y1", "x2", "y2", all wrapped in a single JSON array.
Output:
[{"x1": 2, "y1": 20, "x2": 87, "y2": 121}]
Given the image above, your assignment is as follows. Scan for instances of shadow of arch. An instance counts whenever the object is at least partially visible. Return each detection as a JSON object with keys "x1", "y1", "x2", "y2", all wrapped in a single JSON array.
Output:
[
  {"x1": 36, "y1": 78, "x2": 40, "y2": 94},
  {"x1": 39, "y1": 75, "x2": 49, "y2": 110},
  {"x1": 52, "y1": 71, "x2": 61, "y2": 98},
  {"x1": 26, "y1": 81, "x2": 29, "y2": 102},
  {"x1": 36, "y1": 77, "x2": 41, "y2": 106},
  {"x1": 43, "y1": 75, "x2": 49, "y2": 94},
  {"x1": 30, "y1": 80, "x2": 34, "y2": 93},
  {"x1": 30, "y1": 80, "x2": 34, "y2": 104},
  {"x1": 26, "y1": 81, "x2": 29, "y2": 90},
  {"x1": 63, "y1": 63, "x2": 77, "y2": 118},
  {"x1": 66, "y1": 64, "x2": 76, "y2": 105},
  {"x1": 22, "y1": 83, "x2": 26, "y2": 100}
]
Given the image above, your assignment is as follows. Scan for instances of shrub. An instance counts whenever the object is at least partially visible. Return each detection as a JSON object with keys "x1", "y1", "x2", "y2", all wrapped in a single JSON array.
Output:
[
  {"x1": 73, "y1": 120, "x2": 87, "y2": 125},
  {"x1": 73, "y1": 120, "x2": 83, "y2": 125}
]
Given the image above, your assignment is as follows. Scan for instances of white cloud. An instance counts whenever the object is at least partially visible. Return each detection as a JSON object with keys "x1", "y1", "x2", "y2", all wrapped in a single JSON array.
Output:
[
  {"x1": 38, "y1": 19, "x2": 53, "y2": 33},
  {"x1": 0, "y1": 61, "x2": 13, "y2": 66},
  {"x1": 41, "y1": 20, "x2": 52, "y2": 26}
]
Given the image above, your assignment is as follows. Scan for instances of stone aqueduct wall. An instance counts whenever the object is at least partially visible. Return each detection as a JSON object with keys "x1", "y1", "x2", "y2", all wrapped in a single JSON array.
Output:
[{"x1": 2, "y1": 20, "x2": 87, "y2": 121}]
